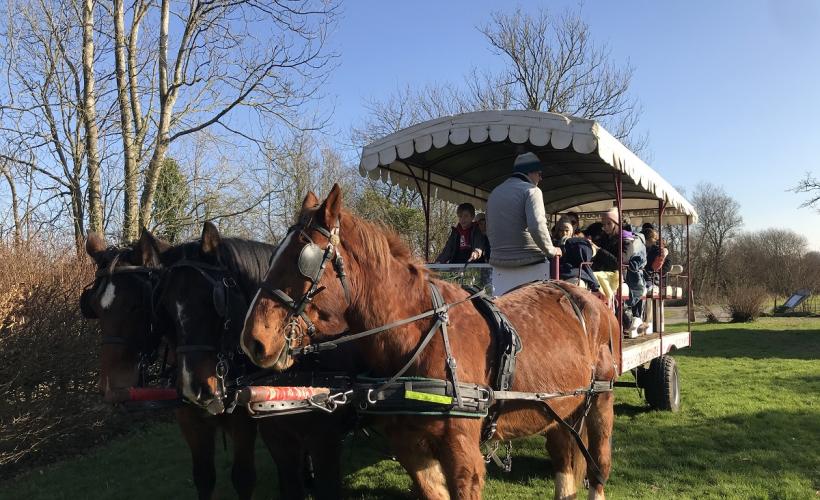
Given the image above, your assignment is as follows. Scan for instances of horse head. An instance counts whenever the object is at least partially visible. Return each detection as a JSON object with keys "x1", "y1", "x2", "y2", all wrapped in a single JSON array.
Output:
[
  {"x1": 241, "y1": 184, "x2": 353, "y2": 370},
  {"x1": 83, "y1": 229, "x2": 170, "y2": 400},
  {"x1": 157, "y1": 222, "x2": 251, "y2": 414}
]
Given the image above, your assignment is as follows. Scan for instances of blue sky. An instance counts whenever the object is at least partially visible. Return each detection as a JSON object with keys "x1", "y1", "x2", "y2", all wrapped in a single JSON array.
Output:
[{"x1": 320, "y1": 0, "x2": 820, "y2": 251}]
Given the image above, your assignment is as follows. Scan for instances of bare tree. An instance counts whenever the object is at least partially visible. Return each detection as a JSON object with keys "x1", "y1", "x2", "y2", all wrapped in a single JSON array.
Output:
[
  {"x1": 474, "y1": 7, "x2": 645, "y2": 150},
  {"x1": 729, "y1": 229, "x2": 808, "y2": 308},
  {"x1": 0, "y1": 0, "x2": 114, "y2": 250},
  {"x1": 792, "y1": 172, "x2": 820, "y2": 210},
  {"x1": 124, "y1": 0, "x2": 338, "y2": 240},
  {"x1": 691, "y1": 182, "x2": 743, "y2": 295}
]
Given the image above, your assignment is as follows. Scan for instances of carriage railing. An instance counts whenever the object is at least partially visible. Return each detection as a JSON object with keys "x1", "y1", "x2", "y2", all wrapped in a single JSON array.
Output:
[{"x1": 426, "y1": 263, "x2": 494, "y2": 294}]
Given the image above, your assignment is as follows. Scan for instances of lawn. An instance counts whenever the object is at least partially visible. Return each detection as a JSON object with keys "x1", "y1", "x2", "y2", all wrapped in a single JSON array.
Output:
[{"x1": 3, "y1": 318, "x2": 819, "y2": 499}]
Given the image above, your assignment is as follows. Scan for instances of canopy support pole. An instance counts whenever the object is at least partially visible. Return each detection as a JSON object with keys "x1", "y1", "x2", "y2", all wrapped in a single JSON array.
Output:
[
  {"x1": 658, "y1": 200, "x2": 667, "y2": 337},
  {"x1": 615, "y1": 173, "x2": 623, "y2": 370},
  {"x1": 686, "y1": 220, "x2": 694, "y2": 328},
  {"x1": 425, "y1": 171, "x2": 431, "y2": 262}
]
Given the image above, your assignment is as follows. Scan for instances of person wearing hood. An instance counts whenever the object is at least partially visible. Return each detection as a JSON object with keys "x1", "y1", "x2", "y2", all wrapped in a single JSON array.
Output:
[{"x1": 486, "y1": 152, "x2": 562, "y2": 294}]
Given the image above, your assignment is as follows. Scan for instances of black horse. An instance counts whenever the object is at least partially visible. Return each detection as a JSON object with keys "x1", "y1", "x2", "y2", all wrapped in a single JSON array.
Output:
[
  {"x1": 147, "y1": 222, "x2": 356, "y2": 499},
  {"x1": 83, "y1": 230, "x2": 264, "y2": 500}
]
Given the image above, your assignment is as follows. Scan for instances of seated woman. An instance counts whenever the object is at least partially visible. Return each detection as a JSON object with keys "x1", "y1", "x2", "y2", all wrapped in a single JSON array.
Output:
[
  {"x1": 551, "y1": 220, "x2": 573, "y2": 247},
  {"x1": 642, "y1": 226, "x2": 671, "y2": 283},
  {"x1": 559, "y1": 236, "x2": 601, "y2": 293},
  {"x1": 435, "y1": 203, "x2": 486, "y2": 264}
]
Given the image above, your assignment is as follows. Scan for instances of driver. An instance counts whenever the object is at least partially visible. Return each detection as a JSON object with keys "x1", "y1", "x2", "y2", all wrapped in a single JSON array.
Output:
[{"x1": 486, "y1": 152, "x2": 561, "y2": 295}]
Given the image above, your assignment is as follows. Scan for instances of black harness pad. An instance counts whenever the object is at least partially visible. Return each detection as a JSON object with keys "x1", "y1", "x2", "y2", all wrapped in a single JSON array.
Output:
[{"x1": 463, "y1": 286, "x2": 522, "y2": 391}]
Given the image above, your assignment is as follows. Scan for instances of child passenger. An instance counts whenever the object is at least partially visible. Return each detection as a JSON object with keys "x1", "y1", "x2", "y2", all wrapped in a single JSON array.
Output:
[{"x1": 435, "y1": 203, "x2": 486, "y2": 264}]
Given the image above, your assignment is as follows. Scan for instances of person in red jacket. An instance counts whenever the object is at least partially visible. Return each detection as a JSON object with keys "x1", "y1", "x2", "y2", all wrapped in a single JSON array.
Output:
[{"x1": 435, "y1": 203, "x2": 486, "y2": 264}]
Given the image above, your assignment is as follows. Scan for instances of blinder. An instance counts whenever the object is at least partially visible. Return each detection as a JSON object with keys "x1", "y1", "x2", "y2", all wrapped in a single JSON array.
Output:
[
  {"x1": 259, "y1": 218, "x2": 351, "y2": 351},
  {"x1": 213, "y1": 284, "x2": 227, "y2": 318},
  {"x1": 298, "y1": 243, "x2": 326, "y2": 281},
  {"x1": 80, "y1": 285, "x2": 100, "y2": 319}
]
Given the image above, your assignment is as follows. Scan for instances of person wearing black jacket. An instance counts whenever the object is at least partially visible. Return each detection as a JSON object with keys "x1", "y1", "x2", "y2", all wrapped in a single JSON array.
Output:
[{"x1": 435, "y1": 203, "x2": 486, "y2": 264}]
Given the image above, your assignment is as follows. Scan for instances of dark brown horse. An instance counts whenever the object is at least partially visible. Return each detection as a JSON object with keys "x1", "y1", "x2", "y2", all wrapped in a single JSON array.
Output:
[
  {"x1": 240, "y1": 185, "x2": 620, "y2": 500},
  {"x1": 145, "y1": 222, "x2": 354, "y2": 499},
  {"x1": 84, "y1": 230, "x2": 260, "y2": 500}
]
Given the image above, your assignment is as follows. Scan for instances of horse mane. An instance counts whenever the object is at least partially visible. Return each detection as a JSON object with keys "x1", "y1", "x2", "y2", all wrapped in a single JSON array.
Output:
[
  {"x1": 340, "y1": 208, "x2": 430, "y2": 290},
  {"x1": 162, "y1": 237, "x2": 276, "y2": 298},
  {"x1": 219, "y1": 238, "x2": 277, "y2": 296}
]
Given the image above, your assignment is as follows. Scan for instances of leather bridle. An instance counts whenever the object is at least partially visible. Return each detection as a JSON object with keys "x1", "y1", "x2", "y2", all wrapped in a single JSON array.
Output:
[
  {"x1": 166, "y1": 259, "x2": 248, "y2": 401},
  {"x1": 82, "y1": 253, "x2": 166, "y2": 386},
  {"x1": 257, "y1": 219, "x2": 351, "y2": 352}
]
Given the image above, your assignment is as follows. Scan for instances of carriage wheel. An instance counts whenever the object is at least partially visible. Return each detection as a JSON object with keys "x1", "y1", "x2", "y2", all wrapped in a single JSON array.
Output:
[{"x1": 642, "y1": 355, "x2": 680, "y2": 412}]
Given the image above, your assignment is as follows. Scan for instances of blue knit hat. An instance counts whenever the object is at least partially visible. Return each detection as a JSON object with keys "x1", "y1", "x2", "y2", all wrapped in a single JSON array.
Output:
[{"x1": 513, "y1": 152, "x2": 543, "y2": 174}]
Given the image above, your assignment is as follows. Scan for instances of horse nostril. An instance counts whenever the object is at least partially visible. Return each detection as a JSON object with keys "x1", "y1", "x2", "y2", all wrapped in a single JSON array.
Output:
[{"x1": 252, "y1": 339, "x2": 266, "y2": 359}]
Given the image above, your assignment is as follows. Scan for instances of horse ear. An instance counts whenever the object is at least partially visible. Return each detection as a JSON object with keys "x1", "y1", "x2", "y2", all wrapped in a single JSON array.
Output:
[
  {"x1": 301, "y1": 191, "x2": 319, "y2": 212},
  {"x1": 86, "y1": 232, "x2": 107, "y2": 257},
  {"x1": 320, "y1": 184, "x2": 343, "y2": 225},
  {"x1": 200, "y1": 221, "x2": 221, "y2": 257},
  {"x1": 138, "y1": 228, "x2": 169, "y2": 267}
]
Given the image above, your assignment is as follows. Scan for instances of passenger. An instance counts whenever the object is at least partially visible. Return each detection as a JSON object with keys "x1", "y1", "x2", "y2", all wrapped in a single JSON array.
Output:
[
  {"x1": 586, "y1": 221, "x2": 620, "y2": 306},
  {"x1": 589, "y1": 209, "x2": 647, "y2": 333},
  {"x1": 474, "y1": 212, "x2": 491, "y2": 262},
  {"x1": 551, "y1": 220, "x2": 573, "y2": 247},
  {"x1": 558, "y1": 212, "x2": 580, "y2": 234},
  {"x1": 642, "y1": 226, "x2": 671, "y2": 283},
  {"x1": 435, "y1": 202, "x2": 486, "y2": 264},
  {"x1": 486, "y1": 152, "x2": 561, "y2": 295},
  {"x1": 559, "y1": 235, "x2": 602, "y2": 293}
]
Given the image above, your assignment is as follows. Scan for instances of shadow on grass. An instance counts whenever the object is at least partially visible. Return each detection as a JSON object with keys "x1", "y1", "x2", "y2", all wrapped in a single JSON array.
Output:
[
  {"x1": 486, "y1": 453, "x2": 552, "y2": 483},
  {"x1": 618, "y1": 409, "x2": 819, "y2": 484},
  {"x1": 343, "y1": 485, "x2": 414, "y2": 499},
  {"x1": 614, "y1": 401, "x2": 652, "y2": 418},
  {"x1": 678, "y1": 329, "x2": 820, "y2": 360}
]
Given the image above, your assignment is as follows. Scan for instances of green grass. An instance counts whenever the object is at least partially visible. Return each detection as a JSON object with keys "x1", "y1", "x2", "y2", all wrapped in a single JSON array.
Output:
[{"x1": 3, "y1": 318, "x2": 819, "y2": 499}]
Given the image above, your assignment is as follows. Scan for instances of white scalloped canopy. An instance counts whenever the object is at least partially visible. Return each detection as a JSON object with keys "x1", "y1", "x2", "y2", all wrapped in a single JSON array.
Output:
[{"x1": 359, "y1": 110, "x2": 698, "y2": 224}]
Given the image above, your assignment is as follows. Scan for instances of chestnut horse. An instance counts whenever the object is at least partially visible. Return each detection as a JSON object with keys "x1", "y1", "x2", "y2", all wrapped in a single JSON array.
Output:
[
  {"x1": 83, "y1": 231, "x2": 261, "y2": 500},
  {"x1": 147, "y1": 222, "x2": 353, "y2": 499},
  {"x1": 240, "y1": 185, "x2": 621, "y2": 500}
]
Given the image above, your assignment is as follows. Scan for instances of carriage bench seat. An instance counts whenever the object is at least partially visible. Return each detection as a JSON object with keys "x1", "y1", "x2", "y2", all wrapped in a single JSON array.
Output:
[{"x1": 618, "y1": 283, "x2": 683, "y2": 300}]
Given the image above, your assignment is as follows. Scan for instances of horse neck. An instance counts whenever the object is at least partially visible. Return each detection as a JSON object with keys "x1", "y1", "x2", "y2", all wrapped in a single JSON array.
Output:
[{"x1": 341, "y1": 224, "x2": 435, "y2": 372}]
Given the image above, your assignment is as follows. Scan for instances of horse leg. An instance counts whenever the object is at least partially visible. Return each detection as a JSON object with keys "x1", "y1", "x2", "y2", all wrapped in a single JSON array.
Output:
[
  {"x1": 584, "y1": 391, "x2": 614, "y2": 500},
  {"x1": 306, "y1": 420, "x2": 344, "y2": 500},
  {"x1": 388, "y1": 429, "x2": 449, "y2": 500},
  {"x1": 258, "y1": 419, "x2": 307, "y2": 500},
  {"x1": 545, "y1": 424, "x2": 583, "y2": 500},
  {"x1": 436, "y1": 422, "x2": 485, "y2": 500},
  {"x1": 228, "y1": 412, "x2": 258, "y2": 500},
  {"x1": 176, "y1": 407, "x2": 217, "y2": 500}
]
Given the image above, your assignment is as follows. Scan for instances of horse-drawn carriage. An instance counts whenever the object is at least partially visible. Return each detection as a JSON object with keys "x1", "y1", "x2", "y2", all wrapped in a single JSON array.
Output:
[
  {"x1": 359, "y1": 110, "x2": 698, "y2": 412},
  {"x1": 82, "y1": 110, "x2": 697, "y2": 499}
]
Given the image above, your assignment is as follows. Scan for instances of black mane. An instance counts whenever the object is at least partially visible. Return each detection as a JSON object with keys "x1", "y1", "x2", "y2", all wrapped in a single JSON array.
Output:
[{"x1": 161, "y1": 237, "x2": 277, "y2": 298}]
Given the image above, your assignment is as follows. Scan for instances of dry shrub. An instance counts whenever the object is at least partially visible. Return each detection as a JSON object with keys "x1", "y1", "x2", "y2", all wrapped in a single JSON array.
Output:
[
  {"x1": 0, "y1": 244, "x2": 155, "y2": 478},
  {"x1": 725, "y1": 284, "x2": 767, "y2": 322}
]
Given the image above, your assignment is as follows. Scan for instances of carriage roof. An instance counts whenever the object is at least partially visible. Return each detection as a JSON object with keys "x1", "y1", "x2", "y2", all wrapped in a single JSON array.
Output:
[{"x1": 359, "y1": 110, "x2": 698, "y2": 224}]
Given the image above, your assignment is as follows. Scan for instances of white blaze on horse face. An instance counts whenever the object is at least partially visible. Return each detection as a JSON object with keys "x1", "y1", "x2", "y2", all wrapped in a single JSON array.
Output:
[
  {"x1": 242, "y1": 230, "x2": 296, "y2": 346},
  {"x1": 100, "y1": 282, "x2": 116, "y2": 310},
  {"x1": 176, "y1": 302, "x2": 198, "y2": 402}
]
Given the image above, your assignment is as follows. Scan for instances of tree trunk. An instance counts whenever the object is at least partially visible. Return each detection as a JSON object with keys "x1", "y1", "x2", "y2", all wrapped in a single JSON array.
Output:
[
  {"x1": 81, "y1": 0, "x2": 103, "y2": 235},
  {"x1": 1, "y1": 166, "x2": 22, "y2": 247},
  {"x1": 114, "y1": 0, "x2": 139, "y2": 242}
]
